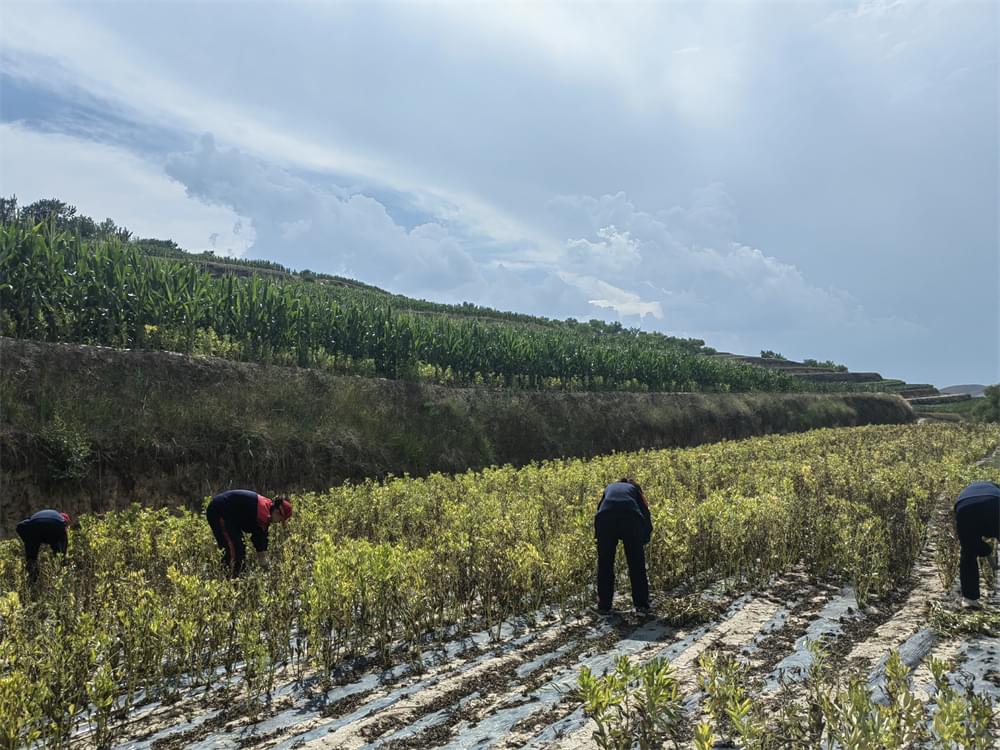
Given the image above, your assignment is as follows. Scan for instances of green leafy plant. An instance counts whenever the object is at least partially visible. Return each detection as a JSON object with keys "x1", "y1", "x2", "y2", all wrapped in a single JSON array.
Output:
[
  {"x1": 929, "y1": 657, "x2": 996, "y2": 749},
  {"x1": 39, "y1": 413, "x2": 91, "y2": 481},
  {"x1": 578, "y1": 655, "x2": 686, "y2": 750},
  {"x1": 697, "y1": 651, "x2": 769, "y2": 749}
]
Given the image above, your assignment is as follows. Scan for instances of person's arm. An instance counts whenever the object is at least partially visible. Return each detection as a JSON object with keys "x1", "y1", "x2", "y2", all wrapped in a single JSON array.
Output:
[
  {"x1": 251, "y1": 527, "x2": 269, "y2": 567},
  {"x1": 56, "y1": 525, "x2": 69, "y2": 557},
  {"x1": 993, "y1": 496, "x2": 1000, "y2": 569},
  {"x1": 594, "y1": 490, "x2": 606, "y2": 538},
  {"x1": 636, "y1": 488, "x2": 653, "y2": 542}
]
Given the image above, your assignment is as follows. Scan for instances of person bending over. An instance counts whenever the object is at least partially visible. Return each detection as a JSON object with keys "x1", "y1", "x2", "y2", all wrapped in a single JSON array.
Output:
[
  {"x1": 206, "y1": 489, "x2": 292, "y2": 577},
  {"x1": 954, "y1": 480, "x2": 999, "y2": 609},
  {"x1": 16, "y1": 509, "x2": 72, "y2": 582},
  {"x1": 595, "y1": 479, "x2": 653, "y2": 615}
]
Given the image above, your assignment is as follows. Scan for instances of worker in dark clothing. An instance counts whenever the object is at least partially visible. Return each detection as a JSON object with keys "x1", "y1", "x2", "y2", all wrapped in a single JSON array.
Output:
[
  {"x1": 595, "y1": 479, "x2": 653, "y2": 614},
  {"x1": 206, "y1": 489, "x2": 293, "y2": 577},
  {"x1": 954, "y1": 480, "x2": 1000, "y2": 609},
  {"x1": 16, "y1": 509, "x2": 72, "y2": 581}
]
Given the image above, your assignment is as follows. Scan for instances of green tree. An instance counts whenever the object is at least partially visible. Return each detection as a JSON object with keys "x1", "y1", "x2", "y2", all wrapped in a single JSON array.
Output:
[{"x1": 974, "y1": 384, "x2": 1000, "y2": 422}]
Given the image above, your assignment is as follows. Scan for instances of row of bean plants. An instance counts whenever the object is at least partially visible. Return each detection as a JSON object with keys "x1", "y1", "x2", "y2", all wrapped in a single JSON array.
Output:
[
  {"x1": 579, "y1": 645, "x2": 995, "y2": 749},
  {"x1": 0, "y1": 423, "x2": 997, "y2": 748},
  {"x1": 0, "y1": 225, "x2": 794, "y2": 391}
]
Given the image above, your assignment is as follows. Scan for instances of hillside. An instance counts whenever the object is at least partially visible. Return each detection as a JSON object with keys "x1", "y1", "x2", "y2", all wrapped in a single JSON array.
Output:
[
  {"x1": 941, "y1": 384, "x2": 987, "y2": 398},
  {"x1": 1, "y1": 225, "x2": 798, "y2": 393},
  {"x1": 714, "y1": 353, "x2": 979, "y2": 414},
  {"x1": 0, "y1": 198, "x2": 924, "y2": 397},
  {"x1": 0, "y1": 337, "x2": 913, "y2": 534}
]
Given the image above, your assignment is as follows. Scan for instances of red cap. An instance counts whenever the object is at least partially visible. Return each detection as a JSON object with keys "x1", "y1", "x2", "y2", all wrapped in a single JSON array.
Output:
[
  {"x1": 276, "y1": 498, "x2": 292, "y2": 522},
  {"x1": 60, "y1": 512, "x2": 72, "y2": 526}
]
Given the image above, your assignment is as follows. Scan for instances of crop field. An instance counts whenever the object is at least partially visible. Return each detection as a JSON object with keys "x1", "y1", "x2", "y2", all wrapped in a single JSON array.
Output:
[
  {"x1": 2, "y1": 423, "x2": 999, "y2": 749},
  {"x1": 0, "y1": 226, "x2": 796, "y2": 392}
]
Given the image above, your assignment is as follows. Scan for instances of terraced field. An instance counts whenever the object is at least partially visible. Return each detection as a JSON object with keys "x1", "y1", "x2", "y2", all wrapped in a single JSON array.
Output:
[
  {"x1": 5, "y1": 424, "x2": 999, "y2": 749},
  {"x1": 69, "y1": 533, "x2": 998, "y2": 750}
]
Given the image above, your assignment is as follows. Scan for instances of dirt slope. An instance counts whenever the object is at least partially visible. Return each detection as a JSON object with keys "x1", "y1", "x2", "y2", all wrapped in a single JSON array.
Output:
[{"x1": 0, "y1": 337, "x2": 912, "y2": 534}]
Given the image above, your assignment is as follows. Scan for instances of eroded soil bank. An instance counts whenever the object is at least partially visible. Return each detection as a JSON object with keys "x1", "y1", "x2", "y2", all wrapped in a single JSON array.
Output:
[{"x1": 0, "y1": 337, "x2": 912, "y2": 533}]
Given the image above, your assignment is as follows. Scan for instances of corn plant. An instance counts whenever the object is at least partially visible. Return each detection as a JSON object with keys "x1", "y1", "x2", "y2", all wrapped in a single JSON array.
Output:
[{"x1": 0, "y1": 225, "x2": 800, "y2": 392}]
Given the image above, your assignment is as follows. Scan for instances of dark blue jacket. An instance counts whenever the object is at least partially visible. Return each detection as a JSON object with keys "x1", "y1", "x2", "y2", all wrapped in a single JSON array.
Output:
[
  {"x1": 208, "y1": 489, "x2": 273, "y2": 553},
  {"x1": 26, "y1": 509, "x2": 68, "y2": 525},
  {"x1": 955, "y1": 481, "x2": 1000, "y2": 508},
  {"x1": 595, "y1": 482, "x2": 653, "y2": 543},
  {"x1": 955, "y1": 481, "x2": 1000, "y2": 540},
  {"x1": 16, "y1": 509, "x2": 69, "y2": 557}
]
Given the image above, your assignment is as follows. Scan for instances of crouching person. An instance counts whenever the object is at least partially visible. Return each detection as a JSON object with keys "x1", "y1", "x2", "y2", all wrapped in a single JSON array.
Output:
[
  {"x1": 206, "y1": 489, "x2": 292, "y2": 577},
  {"x1": 16, "y1": 509, "x2": 72, "y2": 582}
]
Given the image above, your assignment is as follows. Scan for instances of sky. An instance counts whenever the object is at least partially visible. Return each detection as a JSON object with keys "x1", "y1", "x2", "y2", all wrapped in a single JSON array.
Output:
[{"x1": 0, "y1": 0, "x2": 997, "y2": 387}]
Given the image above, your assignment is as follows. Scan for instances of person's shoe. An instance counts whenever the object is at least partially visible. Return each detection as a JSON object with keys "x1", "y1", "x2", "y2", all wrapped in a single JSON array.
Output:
[
  {"x1": 961, "y1": 597, "x2": 983, "y2": 610},
  {"x1": 634, "y1": 604, "x2": 654, "y2": 617},
  {"x1": 594, "y1": 604, "x2": 614, "y2": 616}
]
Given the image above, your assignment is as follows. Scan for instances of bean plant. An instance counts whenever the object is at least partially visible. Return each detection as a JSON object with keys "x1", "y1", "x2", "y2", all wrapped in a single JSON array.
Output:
[
  {"x1": 591, "y1": 643, "x2": 997, "y2": 750},
  {"x1": 578, "y1": 656, "x2": 687, "y2": 750},
  {"x1": 0, "y1": 423, "x2": 997, "y2": 747}
]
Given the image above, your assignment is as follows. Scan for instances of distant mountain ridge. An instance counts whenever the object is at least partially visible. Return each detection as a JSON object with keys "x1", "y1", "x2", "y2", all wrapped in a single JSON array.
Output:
[{"x1": 940, "y1": 384, "x2": 987, "y2": 398}]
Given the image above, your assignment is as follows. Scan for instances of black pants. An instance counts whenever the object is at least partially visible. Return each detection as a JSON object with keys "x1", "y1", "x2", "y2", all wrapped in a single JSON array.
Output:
[
  {"x1": 596, "y1": 514, "x2": 650, "y2": 609},
  {"x1": 16, "y1": 521, "x2": 67, "y2": 580},
  {"x1": 955, "y1": 496, "x2": 999, "y2": 600},
  {"x1": 206, "y1": 499, "x2": 244, "y2": 576}
]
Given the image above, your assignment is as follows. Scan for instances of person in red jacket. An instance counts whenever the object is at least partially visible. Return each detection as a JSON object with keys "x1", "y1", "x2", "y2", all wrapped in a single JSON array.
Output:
[
  {"x1": 16, "y1": 509, "x2": 73, "y2": 582},
  {"x1": 206, "y1": 489, "x2": 292, "y2": 577},
  {"x1": 595, "y1": 479, "x2": 653, "y2": 615}
]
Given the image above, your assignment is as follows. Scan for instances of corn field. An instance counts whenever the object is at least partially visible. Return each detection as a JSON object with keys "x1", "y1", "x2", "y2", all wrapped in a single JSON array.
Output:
[
  {"x1": 0, "y1": 226, "x2": 797, "y2": 391},
  {"x1": 1, "y1": 423, "x2": 997, "y2": 748}
]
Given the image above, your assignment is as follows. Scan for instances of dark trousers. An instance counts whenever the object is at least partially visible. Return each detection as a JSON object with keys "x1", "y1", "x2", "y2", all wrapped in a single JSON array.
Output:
[
  {"x1": 596, "y1": 514, "x2": 650, "y2": 609},
  {"x1": 956, "y1": 496, "x2": 999, "y2": 600},
  {"x1": 16, "y1": 521, "x2": 67, "y2": 581},
  {"x1": 206, "y1": 499, "x2": 244, "y2": 576}
]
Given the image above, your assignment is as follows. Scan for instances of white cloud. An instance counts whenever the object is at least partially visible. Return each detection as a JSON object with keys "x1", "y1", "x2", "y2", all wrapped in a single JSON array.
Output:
[
  {"x1": 163, "y1": 134, "x2": 482, "y2": 296},
  {"x1": 0, "y1": 3, "x2": 548, "y2": 250},
  {"x1": 435, "y1": 2, "x2": 751, "y2": 119},
  {"x1": 0, "y1": 123, "x2": 249, "y2": 253},
  {"x1": 566, "y1": 226, "x2": 643, "y2": 274},
  {"x1": 547, "y1": 186, "x2": 927, "y2": 356},
  {"x1": 557, "y1": 271, "x2": 663, "y2": 319},
  {"x1": 0, "y1": 0, "x2": 993, "y2": 383}
]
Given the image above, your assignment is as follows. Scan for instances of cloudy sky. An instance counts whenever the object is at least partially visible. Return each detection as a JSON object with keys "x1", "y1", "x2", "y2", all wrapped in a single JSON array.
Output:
[{"x1": 1, "y1": 0, "x2": 996, "y2": 386}]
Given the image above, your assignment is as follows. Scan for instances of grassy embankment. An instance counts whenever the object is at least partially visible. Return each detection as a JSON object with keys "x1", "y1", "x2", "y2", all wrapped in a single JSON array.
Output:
[
  {"x1": 0, "y1": 337, "x2": 913, "y2": 534},
  {"x1": 914, "y1": 398, "x2": 985, "y2": 421}
]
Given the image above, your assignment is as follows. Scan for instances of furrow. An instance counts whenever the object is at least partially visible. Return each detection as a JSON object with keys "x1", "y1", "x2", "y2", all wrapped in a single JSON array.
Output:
[
  {"x1": 122, "y1": 610, "x2": 565, "y2": 750},
  {"x1": 847, "y1": 537, "x2": 945, "y2": 674},
  {"x1": 538, "y1": 587, "x2": 805, "y2": 750},
  {"x1": 289, "y1": 618, "x2": 589, "y2": 749}
]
